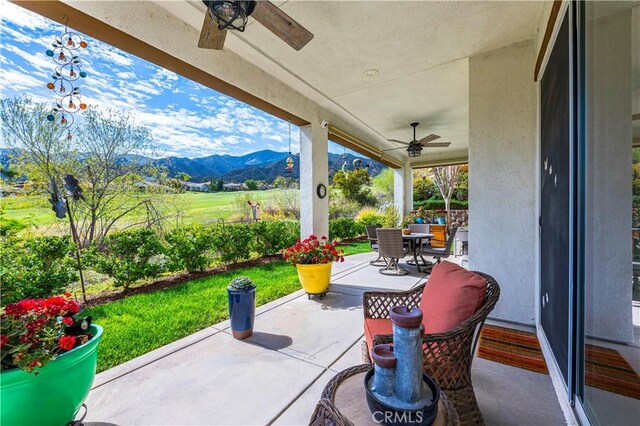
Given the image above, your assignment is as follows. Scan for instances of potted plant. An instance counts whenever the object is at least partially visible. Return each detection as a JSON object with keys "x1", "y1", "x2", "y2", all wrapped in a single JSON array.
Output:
[
  {"x1": 1, "y1": 294, "x2": 103, "y2": 426},
  {"x1": 283, "y1": 235, "x2": 345, "y2": 299},
  {"x1": 435, "y1": 209, "x2": 447, "y2": 225},
  {"x1": 227, "y1": 276, "x2": 256, "y2": 339},
  {"x1": 401, "y1": 216, "x2": 413, "y2": 235}
]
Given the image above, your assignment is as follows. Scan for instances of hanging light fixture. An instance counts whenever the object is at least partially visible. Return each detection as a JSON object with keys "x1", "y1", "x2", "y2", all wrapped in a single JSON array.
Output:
[
  {"x1": 407, "y1": 144, "x2": 422, "y2": 158},
  {"x1": 285, "y1": 121, "x2": 294, "y2": 173},
  {"x1": 204, "y1": 1, "x2": 256, "y2": 32}
]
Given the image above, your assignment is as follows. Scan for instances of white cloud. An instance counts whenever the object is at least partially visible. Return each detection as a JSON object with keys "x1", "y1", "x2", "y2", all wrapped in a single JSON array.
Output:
[{"x1": 0, "y1": 0, "x2": 55, "y2": 32}]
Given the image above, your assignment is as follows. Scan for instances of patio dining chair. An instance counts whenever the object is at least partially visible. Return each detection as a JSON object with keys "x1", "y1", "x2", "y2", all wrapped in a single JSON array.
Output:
[
  {"x1": 422, "y1": 226, "x2": 457, "y2": 264},
  {"x1": 376, "y1": 228, "x2": 410, "y2": 276},
  {"x1": 361, "y1": 263, "x2": 500, "y2": 425},
  {"x1": 365, "y1": 225, "x2": 386, "y2": 266}
]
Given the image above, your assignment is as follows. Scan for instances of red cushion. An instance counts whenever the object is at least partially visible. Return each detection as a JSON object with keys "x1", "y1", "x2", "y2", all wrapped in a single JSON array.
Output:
[
  {"x1": 420, "y1": 260, "x2": 487, "y2": 333},
  {"x1": 364, "y1": 318, "x2": 393, "y2": 353}
]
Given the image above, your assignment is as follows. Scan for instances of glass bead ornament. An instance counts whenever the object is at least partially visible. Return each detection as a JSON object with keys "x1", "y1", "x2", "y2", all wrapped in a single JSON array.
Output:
[{"x1": 45, "y1": 20, "x2": 89, "y2": 138}]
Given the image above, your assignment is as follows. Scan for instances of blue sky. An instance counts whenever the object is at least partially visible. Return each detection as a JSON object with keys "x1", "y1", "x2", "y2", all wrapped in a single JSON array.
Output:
[{"x1": 0, "y1": 0, "x2": 351, "y2": 159}]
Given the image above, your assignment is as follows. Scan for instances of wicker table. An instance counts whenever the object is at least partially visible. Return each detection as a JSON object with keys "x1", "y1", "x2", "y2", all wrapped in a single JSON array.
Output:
[{"x1": 313, "y1": 364, "x2": 459, "y2": 426}]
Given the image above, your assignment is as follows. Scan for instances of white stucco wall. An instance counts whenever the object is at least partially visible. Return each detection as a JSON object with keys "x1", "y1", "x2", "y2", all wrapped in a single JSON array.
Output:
[
  {"x1": 469, "y1": 40, "x2": 538, "y2": 325},
  {"x1": 299, "y1": 122, "x2": 329, "y2": 238},
  {"x1": 584, "y1": 9, "x2": 633, "y2": 342}
]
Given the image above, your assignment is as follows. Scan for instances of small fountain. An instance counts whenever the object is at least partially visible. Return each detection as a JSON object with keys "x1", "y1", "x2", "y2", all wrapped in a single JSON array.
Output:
[{"x1": 365, "y1": 306, "x2": 440, "y2": 426}]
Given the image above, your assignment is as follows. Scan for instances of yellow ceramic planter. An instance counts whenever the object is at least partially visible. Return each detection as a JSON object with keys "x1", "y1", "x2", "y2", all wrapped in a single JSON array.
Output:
[{"x1": 296, "y1": 262, "x2": 333, "y2": 298}]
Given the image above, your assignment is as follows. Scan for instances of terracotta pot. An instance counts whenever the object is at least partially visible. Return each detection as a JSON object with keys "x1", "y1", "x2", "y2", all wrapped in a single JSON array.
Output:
[{"x1": 402, "y1": 229, "x2": 412, "y2": 236}]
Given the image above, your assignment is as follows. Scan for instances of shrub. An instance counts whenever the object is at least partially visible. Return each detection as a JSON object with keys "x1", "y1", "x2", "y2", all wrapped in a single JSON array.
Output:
[
  {"x1": 0, "y1": 235, "x2": 78, "y2": 305},
  {"x1": 381, "y1": 205, "x2": 400, "y2": 228},
  {"x1": 413, "y1": 199, "x2": 469, "y2": 210},
  {"x1": 252, "y1": 220, "x2": 299, "y2": 257},
  {"x1": 164, "y1": 225, "x2": 214, "y2": 272},
  {"x1": 355, "y1": 208, "x2": 384, "y2": 228},
  {"x1": 329, "y1": 217, "x2": 363, "y2": 240},
  {"x1": 93, "y1": 228, "x2": 164, "y2": 290},
  {"x1": 210, "y1": 223, "x2": 254, "y2": 263},
  {"x1": 328, "y1": 197, "x2": 362, "y2": 219}
]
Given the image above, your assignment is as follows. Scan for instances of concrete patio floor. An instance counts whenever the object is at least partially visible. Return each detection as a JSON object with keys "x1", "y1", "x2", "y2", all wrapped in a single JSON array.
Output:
[{"x1": 83, "y1": 253, "x2": 565, "y2": 426}]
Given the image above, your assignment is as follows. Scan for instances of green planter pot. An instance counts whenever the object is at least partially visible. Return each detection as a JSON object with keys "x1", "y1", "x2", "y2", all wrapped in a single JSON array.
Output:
[{"x1": 1, "y1": 324, "x2": 103, "y2": 426}]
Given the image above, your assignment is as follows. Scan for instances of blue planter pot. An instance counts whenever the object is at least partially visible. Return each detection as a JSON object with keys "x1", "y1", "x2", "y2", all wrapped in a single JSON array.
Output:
[
  {"x1": 415, "y1": 217, "x2": 424, "y2": 224},
  {"x1": 437, "y1": 217, "x2": 446, "y2": 225},
  {"x1": 227, "y1": 286, "x2": 256, "y2": 339}
]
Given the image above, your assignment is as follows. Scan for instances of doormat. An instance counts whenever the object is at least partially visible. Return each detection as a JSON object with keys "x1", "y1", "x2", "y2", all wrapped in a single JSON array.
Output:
[
  {"x1": 477, "y1": 324, "x2": 640, "y2": 400},
  {"x1": 477, "y1": 324, "x2": 549, "y2": 374}
]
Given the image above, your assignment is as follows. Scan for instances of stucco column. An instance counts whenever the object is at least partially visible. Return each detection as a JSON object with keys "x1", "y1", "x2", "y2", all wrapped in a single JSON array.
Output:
[
  {"x1": 394, "y1": 159, "x2": 413, "y2": 221},
  {"x1": 299, "y1": 122, "x2": 329, "y2": 238},
  {"x1": 469, "y1": 40, "x2": 537, "y2": 325}
]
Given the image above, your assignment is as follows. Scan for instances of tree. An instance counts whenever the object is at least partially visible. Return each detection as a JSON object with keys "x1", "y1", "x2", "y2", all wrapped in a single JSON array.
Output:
[
  {"x1": 217, "y1": 177, "x2": 224, "y2": 191},
  {"x1": 332, "y1": 168, "x2": 377, "y2": 206},
  {"x1": 273, "y1": 175, "x2": 286, "y2": 188},
  {"x1": 371, "y1": 168, "x2": 394, "y2": 202},
  {"x1": 430, "y1": 165, "x2": 464, "y2": 224},
  {"x1": 0, "y1": 96, "x2": 72, "y2": 191},
  {"x1": 176, "y1": 172, "x2": 190, "y2": 182},
  {"x1": 1, "y1": 97, "x2": 172, "y2": 247},
  {"x1": 413, "y1": 170, "x2": 439, "y2": 201},
  {"x1": 245, "y1": 179, "x2": 258, "y2": 190}
]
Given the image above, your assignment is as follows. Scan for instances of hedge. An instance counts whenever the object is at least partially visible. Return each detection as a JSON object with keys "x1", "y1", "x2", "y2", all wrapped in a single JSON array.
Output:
[{"x1": 413, "y1": 199, "x2": 469, "y2": 210}]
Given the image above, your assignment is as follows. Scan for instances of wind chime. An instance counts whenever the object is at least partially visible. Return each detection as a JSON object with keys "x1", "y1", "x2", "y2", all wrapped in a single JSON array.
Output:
[
  {"x1": 45, "y1": 16, "x2": 88, "y2": 140},
  {"x1": 285, "y1": 121, "x2": 294, "y2": 173}
]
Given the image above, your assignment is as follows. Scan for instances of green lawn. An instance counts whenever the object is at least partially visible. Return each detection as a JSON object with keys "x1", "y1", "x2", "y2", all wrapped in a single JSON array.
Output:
[
  {"x1": 0, "y1": 189, "x2": 294, "y2": 231},
  {"x1": 83, "y1": 241, "x2": 369, "y2": 372}
]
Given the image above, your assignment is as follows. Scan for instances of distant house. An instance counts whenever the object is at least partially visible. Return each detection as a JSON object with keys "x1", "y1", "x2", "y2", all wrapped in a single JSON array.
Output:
[
  {"x1": 181, "y1": 181, "x2": 211, "y2": 192},
  {"x1": 223, "y1": 183, "x2": 245, "y2": 191}
]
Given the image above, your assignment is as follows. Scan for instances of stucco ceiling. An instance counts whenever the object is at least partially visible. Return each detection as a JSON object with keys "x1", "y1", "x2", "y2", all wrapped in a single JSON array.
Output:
[{"x1": 157, "y1": 0, "x2": 548, "y2": 163}]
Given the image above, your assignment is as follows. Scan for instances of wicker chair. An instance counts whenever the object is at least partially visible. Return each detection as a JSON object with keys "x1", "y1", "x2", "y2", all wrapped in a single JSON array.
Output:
[
  {"x1": 365, "y1": 225, "x2": 386, "y2": 266},
  {"x1": 409, "y1": 223, "x2": 430, "y2": 234},
  {"x1": 361, "y1": 272, "x2": 500, "y2": 426},
  {"x1": 422, "y1": 226, "x2": 458, "y2": 264},
  {"x1": 375, "y1": 228, "x2": 409, "y2": 275},
  {"x1": 409, "y1": 223, "x2": 432, "y2": 252}
]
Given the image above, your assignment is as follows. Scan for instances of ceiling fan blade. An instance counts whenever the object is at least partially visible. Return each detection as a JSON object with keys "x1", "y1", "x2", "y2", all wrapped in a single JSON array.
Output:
[
  {"x1": 382, "y1": 147, "x2": 409, "y2": 152},
  {"x1": 252, "y1": 1, "x2": 314, "y2": 51},
  {"x1": 387, "y1": 139, "x2": 410, "y2": 145},
  {"x1": 417, "y1": 134, "x2": 441, "y2": 145},
  {"x1": 423, "y1": 142, "x2": 451, "y2": 148},
  {"x1": 198, "y1": 11, "x2": 227, "y2": 50}
]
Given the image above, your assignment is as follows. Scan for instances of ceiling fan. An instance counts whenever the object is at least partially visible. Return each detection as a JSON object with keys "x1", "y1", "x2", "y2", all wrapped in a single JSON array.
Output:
[
  {"x1": 383, "y1": 122, "x2": 451, "y2": 157},
  {"x1": 198, "y1": 0, "x2": 314, "y2": 51}
]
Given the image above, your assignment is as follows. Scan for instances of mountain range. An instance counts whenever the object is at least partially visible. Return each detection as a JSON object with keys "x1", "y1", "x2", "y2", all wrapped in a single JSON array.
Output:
[{"x1": 0, "y1": 148, "x2": 387, "y2": 183}]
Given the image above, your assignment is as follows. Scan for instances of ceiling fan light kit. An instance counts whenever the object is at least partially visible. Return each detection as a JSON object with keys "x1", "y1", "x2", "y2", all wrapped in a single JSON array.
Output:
[
  {"x1": 199, "y1": 0, "x2": 314, "y2": 51},
  {"x1": 206, "y1": 0, "x2": 255, "y2": 32}
]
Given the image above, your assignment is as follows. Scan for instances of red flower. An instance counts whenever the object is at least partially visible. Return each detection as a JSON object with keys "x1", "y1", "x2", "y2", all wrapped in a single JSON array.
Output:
[
  {"x1": 62, "y1": 317, "x2": 74, "y2": 325},
  {"x1": 58, "y1": 335, "x2": 76, "y2": 351},
  {"x1": 0, "y1": 335, "x2": 8, "y2": 348}
]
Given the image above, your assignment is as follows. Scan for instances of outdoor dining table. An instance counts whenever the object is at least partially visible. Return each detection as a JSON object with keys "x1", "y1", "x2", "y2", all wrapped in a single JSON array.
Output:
[{"x1": 403, "y1": 232, "x2": 434, "y2": 273}]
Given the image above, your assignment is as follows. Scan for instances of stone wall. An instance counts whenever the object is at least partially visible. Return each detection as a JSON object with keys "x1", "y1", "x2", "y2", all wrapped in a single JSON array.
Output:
[{"x1": 448, "y1": 210, "x2": 468, "y2": 228}]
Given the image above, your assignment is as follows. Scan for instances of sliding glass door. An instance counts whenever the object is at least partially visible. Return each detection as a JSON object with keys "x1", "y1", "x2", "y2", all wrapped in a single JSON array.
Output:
[{"x1": 578, "y1": 1, "x2": 640, "y2": 424}]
